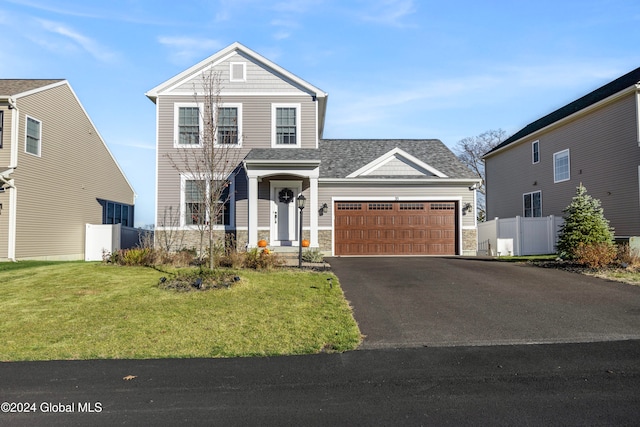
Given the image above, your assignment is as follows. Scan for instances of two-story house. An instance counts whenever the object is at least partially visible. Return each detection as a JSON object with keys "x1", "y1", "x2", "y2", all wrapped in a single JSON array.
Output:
[
  {"x1": 146, "y1": 42, "x2": 480, "y2": 256},
  {"x1": 0, "y1": 80, "x2": 135, "y2": 261},
  {"x1": 483, "y1": 66, "x2": 640, "y2": 240}
]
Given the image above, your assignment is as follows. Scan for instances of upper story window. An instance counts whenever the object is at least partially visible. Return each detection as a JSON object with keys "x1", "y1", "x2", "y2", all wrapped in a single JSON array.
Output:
[
  {"x1": 532, "y1": 140, "x2": 539, "y2": 164},
  {"x1": 523, "y1": 191, "x2": 542, "y2": 217},
  {"x1": 272, "y1": 104, "x2": 300, "y2": 147},
  {"x1": 0, "y1": 110, "x2": 3, "y2": 149},
  {"x1": 26, "y1": 116, "x2": 41, "y2": 156},
  {"x1": 229, "y1": 62, "x2": 246, "y2": 82},
  {"x1": 216, "y1": 104, "x2": 242, "y2": 146},
  {"x1": 553, "y1": 149, "x2": 570, "y2": 183},
  {"x1": 175, "y1": 104, "x2": 201, "y2": 146}
]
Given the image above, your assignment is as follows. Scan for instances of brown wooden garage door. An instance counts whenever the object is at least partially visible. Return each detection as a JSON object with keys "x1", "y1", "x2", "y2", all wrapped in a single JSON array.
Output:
[{"x1": 334, "y1": 201, "x2": 457, "y2": 255}]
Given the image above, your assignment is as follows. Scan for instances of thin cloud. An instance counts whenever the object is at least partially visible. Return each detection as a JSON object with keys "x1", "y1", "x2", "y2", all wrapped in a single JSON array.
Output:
[
  {"x1": 36, "y1": 19, "x2": 118, "y2": 63},
  {"x1": 158, "y1": 36, "x2": 224, "y2": 65},
  {"x1": 359, "y1": 0, "x2": 417, "y2": 28}
]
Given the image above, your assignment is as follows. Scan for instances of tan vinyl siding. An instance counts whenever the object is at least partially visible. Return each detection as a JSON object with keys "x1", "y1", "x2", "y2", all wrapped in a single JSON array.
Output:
[
  {"x1": 12, "y1": 83, "x2": 134, "y2": 259},
  {"x1": 486, "y1": 92, "x2": 640, "y2": 237},
  {"x1": 317, "y1": 183, "x2": 475, "y2": 229}
]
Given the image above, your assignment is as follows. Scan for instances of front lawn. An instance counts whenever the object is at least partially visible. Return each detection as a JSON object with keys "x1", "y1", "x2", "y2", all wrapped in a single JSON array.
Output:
[{"x1": 0, "y1": 262, "x2": 361, "y2": 361}]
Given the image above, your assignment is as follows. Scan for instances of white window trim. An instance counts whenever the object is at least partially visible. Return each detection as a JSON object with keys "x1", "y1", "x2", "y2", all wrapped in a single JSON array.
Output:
[
  {"x1": 174, "y1": 102, "x2": 203, "y2": 148},
  {"x1": 25, "y1": 115, "x2": 41, "y2": 157},
  {"x1": 229, "y1": 62, "x2": 246, "y2": 82},
  {"x1": 532, "y1": 140, "x2": 540, "y2": 164},
  {"x1": 553, "y1": 149, "x2": 570, "y2": 183},
  {"x1": 179, "y1": 173, "x2": 235, "y2": 228},
  {"x1": 214, "y1": 102, "x2": 243, "y2": 148},
  {"x1": 523, "y1": 190, "x2": 542, "y2": 217},
  {"x1": 271, "y1": 103, "x2": 301, "y2": 148}
]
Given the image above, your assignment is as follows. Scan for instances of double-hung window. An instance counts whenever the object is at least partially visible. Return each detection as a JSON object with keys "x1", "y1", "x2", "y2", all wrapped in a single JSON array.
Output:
[
  {"x1": 272, "y1": 104, "x2": 300, "y2": 147},
  {"x1": 523, "y1": 191, "x2": 542, "y2": 217},
  {"x1": 532, "y1": 140, "x2": 539, "y2": 164},
  {"x1": 553, "y1": 149, "x2": 570, "y2": 183},
  {"x1": 26, "y1": 116, "x2": 41, "y2": 156},
  {"x1": 217, "y1": 106, "x2": 238, "y2": 145},
  {"x1": 183, "y1": 178, "x2": 232, "y2": 226},
  {"x1": 175, "y1": 104, "x2": 200, "y2": 146},
  {"x1": 185, "y1": 180, "x2": 206, "y2": 225}
]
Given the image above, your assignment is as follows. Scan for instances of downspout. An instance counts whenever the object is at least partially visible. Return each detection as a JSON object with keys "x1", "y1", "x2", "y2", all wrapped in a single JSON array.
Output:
[{"x1": 7, "y1": 97, "x2": 18, "y2": 261}]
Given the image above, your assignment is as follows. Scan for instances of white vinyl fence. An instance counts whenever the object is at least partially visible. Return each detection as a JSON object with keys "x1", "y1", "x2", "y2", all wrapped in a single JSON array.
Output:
[
  {"x1": 85, "y1": 224, "x2": 152, "y2": 261},
  {"x1": 477, "y1": 216, "x2": 564, "y2": 256}
]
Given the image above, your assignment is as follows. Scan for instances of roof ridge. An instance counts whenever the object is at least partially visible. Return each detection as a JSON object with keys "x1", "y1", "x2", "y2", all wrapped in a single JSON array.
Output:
[{"x1": 486, "y1": 66, "x2": 640, "y2": 155}]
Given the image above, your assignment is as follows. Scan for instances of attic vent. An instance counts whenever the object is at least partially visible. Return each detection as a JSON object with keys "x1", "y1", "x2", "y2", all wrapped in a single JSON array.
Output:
[{"x1": 230, "y1": 62, "x2": 246, "y2": 82}]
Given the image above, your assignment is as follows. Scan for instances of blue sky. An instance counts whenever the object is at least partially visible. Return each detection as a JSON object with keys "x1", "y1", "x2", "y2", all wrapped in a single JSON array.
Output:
[{"x1": 2, "y1": 0, "x2": 639, "y2": 227}]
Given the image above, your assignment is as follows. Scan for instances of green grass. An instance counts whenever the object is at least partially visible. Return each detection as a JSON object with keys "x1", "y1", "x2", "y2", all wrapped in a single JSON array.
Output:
[{"x1": 0, "y1": 262, "x2": 361, "y2": 361}]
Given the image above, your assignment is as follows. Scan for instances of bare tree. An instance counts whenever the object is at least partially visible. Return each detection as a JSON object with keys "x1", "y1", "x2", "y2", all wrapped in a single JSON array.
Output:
[
  {"x1": 157, "y1": 205, "x2": 186, "y2": 252},
  {"x1": 166, "y1": 70, "x2": 241, "y2": 269},
  {"x1": 455, "y1": 129, "x2": 507, "y2": 221}
]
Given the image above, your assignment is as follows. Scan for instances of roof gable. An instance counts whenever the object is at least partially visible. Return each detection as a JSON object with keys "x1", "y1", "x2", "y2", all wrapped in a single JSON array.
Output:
[
  {"x1": 486, "y1": 66, "x2": 640, "y2": 156},
  {"x1": 346, "y1": 147, "x2": 447, "y2": 178},
  {"x1": 145, "y1": 42, "x2": 327, "y2": 101},
  {"x1": 319, "y1": 139, "x2": 479, "y2": 180}
]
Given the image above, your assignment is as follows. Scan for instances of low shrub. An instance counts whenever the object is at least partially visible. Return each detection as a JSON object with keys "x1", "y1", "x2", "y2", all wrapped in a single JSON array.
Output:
[
  {"x1": 302, "y1": 249, "x2": 325, "y2": 263},
  {"x1": 616, "y1": 243, "x2": 640, "y2": 268},
  {"x1": 574, "y1": 242, "x2": 617, "y2": 269},
  {"x1": 107, "y1": 248, "x2": 155, "y2": 266},
  {"x1": 242, "y1": 248, "x2": 285, "y2": 270}
]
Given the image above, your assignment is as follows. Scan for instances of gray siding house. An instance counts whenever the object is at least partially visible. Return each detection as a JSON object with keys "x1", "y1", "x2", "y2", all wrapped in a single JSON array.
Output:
[
  {"x1": 147, "y1": 42, "x2": 480, "y2": 256},
  {"x1": 483, "y1": 67, "x2": 640, "y2": 239},
  {"x1": 0, "y1": 80, "x2": 135, "y2": 260}
]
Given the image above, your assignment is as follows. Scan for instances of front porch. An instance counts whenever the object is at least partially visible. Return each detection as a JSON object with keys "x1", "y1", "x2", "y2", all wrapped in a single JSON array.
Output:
[{"x1": 243, "y1": 149, "x2": 322, "y2": 250}]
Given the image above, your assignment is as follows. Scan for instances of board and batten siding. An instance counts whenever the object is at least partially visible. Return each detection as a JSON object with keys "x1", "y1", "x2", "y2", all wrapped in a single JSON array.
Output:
[
  {"x1": 12, "y1": 83, "x2": 134, "y2": 259},
  {"x1": 317, "y1": 184, "x2": 475, "y2": 229},
  {"x1": 486, "y1": 92, "x2": 640, "y2": 237},
  {"x1": 155, "y1": 93, "x2": 318, "y2": 228}
]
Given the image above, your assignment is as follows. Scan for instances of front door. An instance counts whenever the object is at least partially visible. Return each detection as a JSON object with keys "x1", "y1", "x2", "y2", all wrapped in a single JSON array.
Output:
[{"x1": 271, "y1": 181, "x2": 301, "y2": 246}]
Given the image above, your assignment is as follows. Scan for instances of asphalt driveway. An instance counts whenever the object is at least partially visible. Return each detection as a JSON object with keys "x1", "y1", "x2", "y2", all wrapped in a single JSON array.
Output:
[{"x1": 328, "y1": 257, "x2": 640, "y2": 349}]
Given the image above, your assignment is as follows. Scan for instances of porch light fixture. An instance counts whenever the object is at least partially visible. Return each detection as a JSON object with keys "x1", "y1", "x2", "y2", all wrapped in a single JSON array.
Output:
[
  {"x1": 321, "y1": 203, "x2": 328, "y2": 214},
  {"x1": 297, "y1": 194, "x2": 306, "y2": 268}
]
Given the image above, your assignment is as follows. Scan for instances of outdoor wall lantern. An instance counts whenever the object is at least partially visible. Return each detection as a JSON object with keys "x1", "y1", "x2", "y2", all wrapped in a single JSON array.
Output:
[
  {"x1": 463, "y1": 202, "x2": 473, "y2": 215},
  {"x1": 320, "y1": 202, "x2": 328, "y2": 215},
  {"x1": 297, "y1": 194, "x2": 306, "y2": 268}
]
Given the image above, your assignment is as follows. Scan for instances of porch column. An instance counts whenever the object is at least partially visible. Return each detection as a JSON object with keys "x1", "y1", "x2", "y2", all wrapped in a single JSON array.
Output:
[
  {"x1": 248, "y1": 175, "x2": 259, "y2": 248},
  {"x1": 310, "y1": 175, "x2": 319, "y2": 247}
]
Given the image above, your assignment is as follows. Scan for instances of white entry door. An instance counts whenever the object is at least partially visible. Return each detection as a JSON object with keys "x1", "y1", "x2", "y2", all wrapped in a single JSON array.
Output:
[{"x1": 271, "y1": 182, "x2": 301, "y2": 246}]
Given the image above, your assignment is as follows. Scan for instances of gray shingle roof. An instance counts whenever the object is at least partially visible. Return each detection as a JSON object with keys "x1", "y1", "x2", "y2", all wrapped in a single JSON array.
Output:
[
  {"x1": 245, "y1": 139, "x2": 477, "y2": 179},
  {"x1": 0, "y1": 79, "x2": 64, "y2": 96}
]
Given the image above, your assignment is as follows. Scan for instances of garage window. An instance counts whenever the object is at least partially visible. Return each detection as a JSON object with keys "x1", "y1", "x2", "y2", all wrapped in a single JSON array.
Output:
[
  {"x1": 400, "y1": 203, "x2": 425, "y2": 210},
  {"x1": 431, "y1": 203, "x2": 455, "y2": 210},
  {"x1": 369, "y1": 203, "x2": 393, "y2": 210},
  {"x1": 337, "y1": 203, "x2": 362, "y2": 210}
]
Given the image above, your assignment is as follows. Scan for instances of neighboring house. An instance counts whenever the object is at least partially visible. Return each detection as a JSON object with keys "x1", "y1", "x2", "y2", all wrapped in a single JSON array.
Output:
[
  {"x1": 0, "y1": 80, "x2": 135, "y2": 261},
  {"x1": 146, "y1": 42, "x2": 480, "y2": 256},
  {"x1": 483, "y1": 67, "x2": 640, "y2": 240}
]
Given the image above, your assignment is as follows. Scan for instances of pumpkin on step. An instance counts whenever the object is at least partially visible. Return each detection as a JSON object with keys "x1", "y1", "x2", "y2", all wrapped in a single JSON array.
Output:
[{"x1": 301, "y1": 239, "x2": 310, "y2": 247}]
